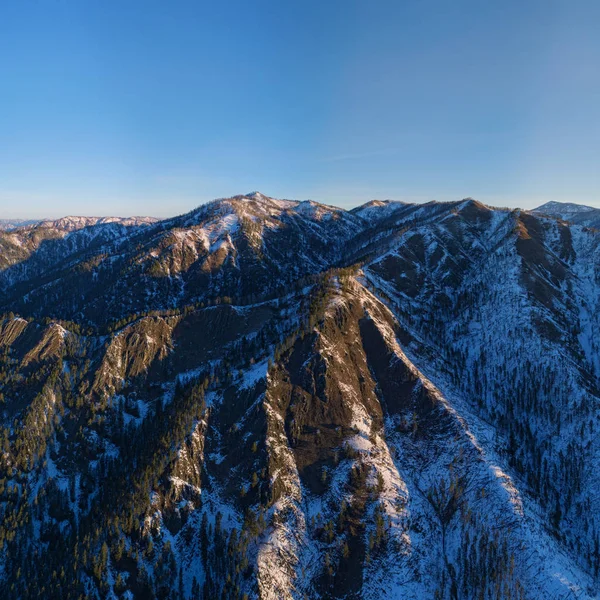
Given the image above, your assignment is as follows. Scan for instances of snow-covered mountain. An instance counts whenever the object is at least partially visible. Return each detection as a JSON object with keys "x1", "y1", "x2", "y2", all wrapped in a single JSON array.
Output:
[
  {"x1": 0, "y1": 194, "x2": 599, "y2": 599},
  {"x1": 0, "y1": 214, "x2": 158, "y2": 285},
  {"x1": 533, "y1": 200, "x2": 600, "y2": 228}
]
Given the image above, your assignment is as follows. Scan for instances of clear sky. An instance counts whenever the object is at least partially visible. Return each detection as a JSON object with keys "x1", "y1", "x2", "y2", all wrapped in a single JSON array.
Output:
[{"x1": 1, "y1": 0, "x2": 599, "y2": 218}]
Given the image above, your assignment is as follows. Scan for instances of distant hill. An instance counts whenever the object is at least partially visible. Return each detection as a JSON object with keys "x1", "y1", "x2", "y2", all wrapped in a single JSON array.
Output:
[
  {"x1": 533, "y1": 200, "x2": 600, "y2": 228},
  {"x1": 0, "y1": 218, "x2": 40, "y2": 231}
]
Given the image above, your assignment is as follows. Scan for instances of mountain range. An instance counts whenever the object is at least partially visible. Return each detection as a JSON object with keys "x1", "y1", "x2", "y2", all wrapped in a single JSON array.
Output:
[
  {"x1": 0, "y1": 194, "x2": 599, "y2": 600},
  {"x1": 0, "y1": 219, "x2": 41, "y2": 231}
]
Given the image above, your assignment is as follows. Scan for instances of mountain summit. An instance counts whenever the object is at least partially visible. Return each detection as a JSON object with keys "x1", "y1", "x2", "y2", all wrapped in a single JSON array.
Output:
[{"x1": 533, "y1": 200, "x2": 600, "y2": 228}]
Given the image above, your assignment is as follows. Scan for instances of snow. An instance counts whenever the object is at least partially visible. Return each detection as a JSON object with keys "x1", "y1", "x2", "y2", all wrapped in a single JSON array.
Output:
[{"x1": 240, "y1": 358, "x2": 269, "y2": 389}]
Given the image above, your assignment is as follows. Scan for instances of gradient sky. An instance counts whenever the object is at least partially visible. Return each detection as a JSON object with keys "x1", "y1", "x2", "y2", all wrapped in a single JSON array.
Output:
[{"x1": 1, "y1": 0, "x2": 599, "y2": 218}]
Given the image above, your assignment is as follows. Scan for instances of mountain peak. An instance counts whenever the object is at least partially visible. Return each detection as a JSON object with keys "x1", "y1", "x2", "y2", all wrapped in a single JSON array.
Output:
[
  {"x1": 351, "y1": 198, "x2": 410, "y2": 222},
  {"x1": 532, "y1": 200, "x2": 600, "y2": 228},
  {"x1": 534, "y1": 200, "x2": 597, "y2": 214},
  {"x1": 244, "y1": 191, "x2": 270, "y2": 201}
]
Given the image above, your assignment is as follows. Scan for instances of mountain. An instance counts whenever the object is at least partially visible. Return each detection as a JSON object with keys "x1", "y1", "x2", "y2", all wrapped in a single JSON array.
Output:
[
  {"x1": 0, "y1": 218, "x2": 41, "y2": 231},
  {"x1": 0, "y1": 214, "x2": 157, "y2": 290},
  {"x1": 533, "y1": 200, "x2": 600, "y2": 228},
  {"x1": 0, "y1": 195, "x2": 361, "y2": 326},
  {"x1": 0, "y1": 193, "x2": 599, "y2": 599}
]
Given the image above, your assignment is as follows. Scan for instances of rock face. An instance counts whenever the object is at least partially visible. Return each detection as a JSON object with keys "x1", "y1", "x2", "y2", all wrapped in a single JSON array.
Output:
[{"x1": 0, "y1": 192, "x2": 599, "y2": 599}]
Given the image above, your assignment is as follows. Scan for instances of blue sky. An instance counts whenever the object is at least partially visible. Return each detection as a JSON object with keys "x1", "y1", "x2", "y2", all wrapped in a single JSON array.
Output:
[{"x1": 0, "y1": 0, "x2": 598, "y2": 218}]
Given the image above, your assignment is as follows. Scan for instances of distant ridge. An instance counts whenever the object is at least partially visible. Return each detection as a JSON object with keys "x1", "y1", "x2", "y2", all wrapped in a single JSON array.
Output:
[
  {"x1": 0, "y1": 218, "x2": 41, "y2": 231},
  {"x1": 533, "y1": 200, "x2": 600, "y2": 228}
]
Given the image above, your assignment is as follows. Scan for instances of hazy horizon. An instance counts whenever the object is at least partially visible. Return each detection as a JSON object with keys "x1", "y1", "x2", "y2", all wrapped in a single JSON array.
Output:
[{"x1": 1, "y1": 192, "x2": 597, "y2": 222}]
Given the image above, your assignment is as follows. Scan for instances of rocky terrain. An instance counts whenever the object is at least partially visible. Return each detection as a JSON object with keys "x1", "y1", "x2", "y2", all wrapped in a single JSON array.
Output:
[{"x1": 0, "y1": 194, "x2": 599, "y2": 599}]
